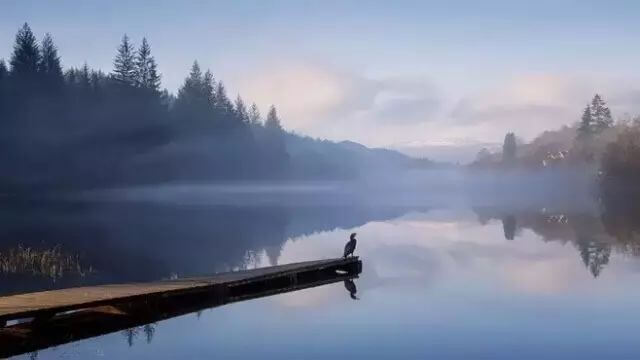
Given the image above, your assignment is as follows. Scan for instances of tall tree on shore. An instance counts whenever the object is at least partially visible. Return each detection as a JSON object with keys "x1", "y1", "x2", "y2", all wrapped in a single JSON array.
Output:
[
  {"x1": 134, "y1": 38, "x2": 161, "y2": 92},
  {"x1": 577, "y1": 103, "x2": 593, "y2": 138},
  {"x1": 203, "y1": 69, "x2": 215, "y2": 105},
  {"x1": 10, "y1": 23, "x2": 40, "y2": 77},
  {"x1": 578, "y1": 94, "x2": 613, "y2": 138},
  {"x1": 38, "y1": 33, "x2": 63, "y2": 84},
  {"x1": 112, "y1": 34, "x2": 136, "y2": 85},
  {"x1": 176, "y1": 61, "x2": 204, "y2": 105},
  {"x1": 0, "y1": 59, "x2": 6, "y2": 118},
  {"x1": 0, "y1": 59, "x2": 7, "y2": 80},
  {"x1": 248, "y1": 102, "x2": 262, "y2": 126},
  {"x1": 591, "y1": 94, "x2": 613, "y2": 131},
  {"x1": 502, "y1": 132, "x2": 517, "y2": 164},
  {"x1": 214, "y1": 81, "x2": 233, "y2": 114},
  {"x1": 265, "y1": 105, "x2": 283, "y2": 131},
  {"x1": 235, "y1": 95, "x2": 249, "y2": 124},
  {"x1": 79, "y1": 63, "x2": 91, "y2": 92},
  {"x1": 263, "y1": 105, "x2": 288, "y2": 175}
]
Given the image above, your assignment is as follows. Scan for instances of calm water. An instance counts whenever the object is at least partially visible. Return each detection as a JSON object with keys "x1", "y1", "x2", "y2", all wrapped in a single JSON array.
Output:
[{"x1": 4, "y1": 187, "x2": 640, "y2": 359}]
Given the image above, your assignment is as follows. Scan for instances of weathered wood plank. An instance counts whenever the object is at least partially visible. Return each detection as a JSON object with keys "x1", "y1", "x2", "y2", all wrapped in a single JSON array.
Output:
[{"x1": 0, "y1": 257, "x2": 359, "y2": 322}]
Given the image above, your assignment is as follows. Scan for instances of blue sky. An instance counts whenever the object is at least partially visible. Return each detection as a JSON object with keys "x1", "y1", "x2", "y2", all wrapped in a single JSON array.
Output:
[{"x1": 3, "y1": 1, "x2": 640, "y2": 155}]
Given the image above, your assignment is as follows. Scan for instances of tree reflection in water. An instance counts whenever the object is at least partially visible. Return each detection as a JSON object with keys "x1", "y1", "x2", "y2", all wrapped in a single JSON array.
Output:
[
  {"x1": 122, "y1": 324, "x2": 157, "y2": 347},
  {"x1": 474, "y1": 196, "x2": 640, "y2": 278},
  {"x1": 0, "y1": 199, "x2": 417, "y2": 296}
]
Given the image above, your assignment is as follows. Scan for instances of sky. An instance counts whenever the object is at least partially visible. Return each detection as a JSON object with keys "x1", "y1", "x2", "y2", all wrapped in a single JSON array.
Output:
[{"x1": 3, "y1": 0, "x2": 640, "y2": 159}]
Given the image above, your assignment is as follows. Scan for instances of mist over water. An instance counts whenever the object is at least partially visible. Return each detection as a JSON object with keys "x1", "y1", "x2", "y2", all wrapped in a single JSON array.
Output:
[{"x1": 6, "y1": 179, "x2": 640, "y2": 359}]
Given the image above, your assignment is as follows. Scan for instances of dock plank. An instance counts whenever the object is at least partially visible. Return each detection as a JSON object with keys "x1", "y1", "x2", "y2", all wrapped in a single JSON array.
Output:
[{"x1": 0, "y1": 257, "x2": 357, "y2": 322}]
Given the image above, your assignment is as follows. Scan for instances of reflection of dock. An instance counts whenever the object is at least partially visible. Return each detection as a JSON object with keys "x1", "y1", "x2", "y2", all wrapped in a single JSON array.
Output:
[{"x1": 0, "y1": 257, "x2": 361, "y2": 357}]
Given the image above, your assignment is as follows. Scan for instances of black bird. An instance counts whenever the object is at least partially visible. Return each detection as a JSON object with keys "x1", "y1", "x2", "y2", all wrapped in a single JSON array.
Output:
[
  {"x1": 344, "y1": 279, "x2": 359, "y2": 300},
  {"x1": 343, "y1": 232, "x2": 357, "y2": 258}
]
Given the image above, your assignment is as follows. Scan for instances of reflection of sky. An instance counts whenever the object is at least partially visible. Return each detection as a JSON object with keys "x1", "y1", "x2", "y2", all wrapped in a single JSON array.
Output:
[{"x1": 23, "y1": 209, "x2": 640, "y2": 359}]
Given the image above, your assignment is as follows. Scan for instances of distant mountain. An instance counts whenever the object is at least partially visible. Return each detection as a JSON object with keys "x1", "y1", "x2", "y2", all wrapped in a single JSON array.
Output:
[
  {"x1": 390, "y1": 141, "x2": 501, "y2": 164},
  {"x1": 285, "y1": 135, "x2": 436, "y2": 179}
]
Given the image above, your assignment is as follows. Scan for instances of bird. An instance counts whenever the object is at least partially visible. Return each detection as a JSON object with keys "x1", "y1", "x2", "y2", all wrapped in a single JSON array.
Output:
[
  {"x1": 343, "y1": 232, "x2": 357, "y2": 258},
  {"x1": 344, "y1": 279, "x2": 359, "y2": 300}
]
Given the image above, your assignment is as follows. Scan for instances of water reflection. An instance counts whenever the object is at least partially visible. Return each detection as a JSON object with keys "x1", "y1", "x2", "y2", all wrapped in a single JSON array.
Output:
[
  {"x1": 0, "y1": 197, "x2": 419, "y2": 296},
  {"x1": 473, "y1": 205, "x2": 640, "y2": 277},
  {"x1": 8, "y1": 198, "x2": 640, "y2": 359},
  {"x1": 501, "y1": 215, "x2": 516, "y2": 240},
  {"x1": 343, "y1": 279, "x2": 359, "y2": 300},
  {"x1": 121, "y1": 324, "x2": 156, "y2": 347}
]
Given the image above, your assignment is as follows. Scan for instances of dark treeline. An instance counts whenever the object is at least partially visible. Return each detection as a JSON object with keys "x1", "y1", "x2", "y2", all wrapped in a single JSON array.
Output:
[
  {"x1": 471, "y1": 94, "x2": 623, "y2": 171},
  {"x1": 0, "y1": 24, "x2": 301, "y2": 191},
  {"x1": 469, "y1": 94, "x2": 640, "y2": 208}
]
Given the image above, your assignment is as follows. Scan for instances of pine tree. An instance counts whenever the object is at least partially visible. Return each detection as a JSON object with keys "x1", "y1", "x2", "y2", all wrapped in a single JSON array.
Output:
[
  {"x1": 214, "y1": 81, "x2": 233, "y2": 113},
  {"x1": 90, "y1": 69, "x2": 103, "y2": 92},
  {"x1": 10, "y1": 23, "x2": 40, "y2": 76},
  {"x1": 234, "y1": 95, "x2": 249, "y2": 124},
  {"x1": 591, "y1": 94, "x2": 613, "y2": 131},
  {"x1": 264, "y1": 105, "x2": 288, "y2": 174},
  {"x1": 134, "y1": 38, "x2": 161, "y2": 91},
  {"x1": 0, "y1": 59, "x2": 6, "y2": 113},
  {"x1": 203, "y1": 69, "x2": 215, "y2": 104},
  {"x1": 577, "y1": 95, "x2": 614, "y2": 138},
  {"x1": 176, "y1": 61, "x2": 207, "y2": 107},
  {"x1": 79, "y1": 63, "x2": 91, "y2": 91},
  {"x1": 502, "y1": 132, "x2": 517, "y2": 164},
  {"x1": 38, "y1": 33, "x2": 63, "y2": 80},
  {"x1": 64, "y1": 67, "x2": 78, "y2": 86},
  {"x1": 0, "y1": 59, "x2": 7, "y2": 80},
  {"x1": 265, "y1": 105, "x2": 283, "y2": 130},
  {"x1": 248, "y1": 102, "x2": 262, "y2": 126},
  {"x1": 112, "y1": 34, "x2": 136, "y2": 85},
  {"x1": 577, "y1": 104, "x2": 593, "y2": 138}
]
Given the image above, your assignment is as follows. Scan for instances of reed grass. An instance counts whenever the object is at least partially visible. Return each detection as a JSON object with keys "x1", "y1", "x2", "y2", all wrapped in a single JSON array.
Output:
[{"x1": 0, "y1": 244, "x2": 93, "y2": 280}]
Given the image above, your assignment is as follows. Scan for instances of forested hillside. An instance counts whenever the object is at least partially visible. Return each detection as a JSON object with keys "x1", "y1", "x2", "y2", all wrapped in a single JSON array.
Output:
[{"x1": 0, "y1": 24, "x2": 424, "y2": 193}]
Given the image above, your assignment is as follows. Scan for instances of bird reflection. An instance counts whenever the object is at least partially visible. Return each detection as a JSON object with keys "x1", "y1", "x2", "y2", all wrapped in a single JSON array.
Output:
[{"x1": 344, "y1": 279, "x2": 359, "y2": 300}]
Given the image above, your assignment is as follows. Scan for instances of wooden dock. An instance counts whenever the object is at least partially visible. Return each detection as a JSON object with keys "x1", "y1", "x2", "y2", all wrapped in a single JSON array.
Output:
[{"x1": 0, "y1": 256, "x2": 361, "y2": 357}]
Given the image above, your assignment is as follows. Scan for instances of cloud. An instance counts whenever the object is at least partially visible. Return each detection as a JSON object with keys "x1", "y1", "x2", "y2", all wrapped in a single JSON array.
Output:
[
  {"x1": 448, "y1": 75, "x2": 589, "y2": 139},
  {"x1": 370, "y1": 88, "x2": 440, "y2": 124},
  {"x1": 447, "y1": 74, "x2": 640, "y2": 141},
  {"x1": 238, "y1": 67, "x2": 640, "y2": 149},
  {"x1": 236, "y1": 63, "x2": 376, "y2": 127},
  {"x1": 235, "y1": 62, "x2": 441, "y2": 138}
]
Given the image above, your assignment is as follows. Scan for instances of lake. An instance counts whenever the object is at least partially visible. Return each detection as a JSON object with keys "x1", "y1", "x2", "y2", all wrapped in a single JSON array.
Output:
[{"x1": 4, "y1": 185, "x2": 640, "y2": 359}]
